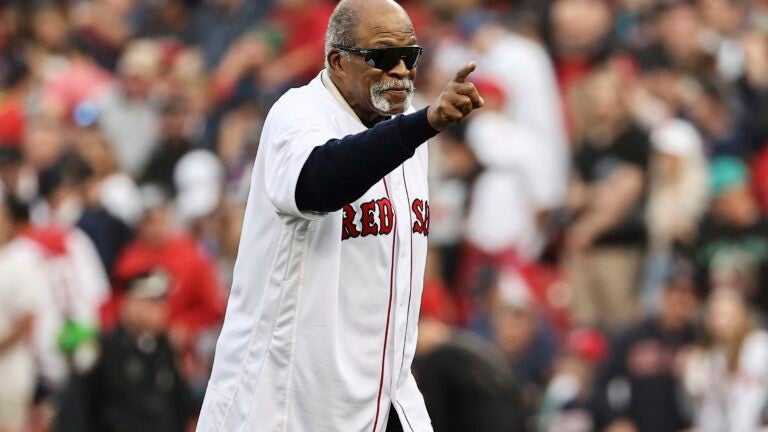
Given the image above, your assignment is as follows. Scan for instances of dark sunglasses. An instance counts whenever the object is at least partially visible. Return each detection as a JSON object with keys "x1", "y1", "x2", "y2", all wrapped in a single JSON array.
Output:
[{"x1": 333, "y1": 45, "x2": 423, "y2": 71}]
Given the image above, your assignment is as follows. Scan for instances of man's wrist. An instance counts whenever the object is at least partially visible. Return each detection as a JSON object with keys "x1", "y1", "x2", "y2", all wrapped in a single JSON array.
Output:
[{"x1": 426, "y1": 104, "x2": 446, "y2": 131}]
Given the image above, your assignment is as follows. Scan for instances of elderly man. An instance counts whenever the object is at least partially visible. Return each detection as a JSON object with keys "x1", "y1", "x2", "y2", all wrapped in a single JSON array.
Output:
[{"x1": 197, "y1": 0, "x2": 483, "y2": 431}]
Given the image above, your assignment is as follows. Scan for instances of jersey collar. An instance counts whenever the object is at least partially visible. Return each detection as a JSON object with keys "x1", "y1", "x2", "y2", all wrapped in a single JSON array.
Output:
[{"x1": 320, "y1": 69, "x2": 363, "y2": 123}]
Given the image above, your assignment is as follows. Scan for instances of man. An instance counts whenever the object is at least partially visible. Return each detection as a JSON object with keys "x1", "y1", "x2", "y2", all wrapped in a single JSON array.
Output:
[
  {"x1": 0, "y1": 192, "x2": 49, "y2": 431},
  {"x1": 55, "y1": 270, "x2": 196, "y2": 432},
  {"x1": 592, "y1": 260, "x2": 698, "y2": 432},
  {"x1": 112, "y1": 184, "x2": 225, "y2": 341},
  {"x1": 197, "y1": 0, "x2": 483, "y2": 431},
  {"x1": 690, "y1": 156, "x2": 768, "y2": 312},
  {"x1": 414, "y1": 295, "x2": 527, "y2": 432}
]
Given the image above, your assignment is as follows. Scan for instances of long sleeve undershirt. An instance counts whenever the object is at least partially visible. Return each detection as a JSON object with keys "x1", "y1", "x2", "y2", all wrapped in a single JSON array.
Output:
[{"x1": 295, "y1": 107, "x2": 438, "y2": 213}]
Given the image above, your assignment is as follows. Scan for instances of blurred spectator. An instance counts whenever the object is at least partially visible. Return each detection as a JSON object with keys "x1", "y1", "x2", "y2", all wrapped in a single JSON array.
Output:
[
  {"x1": 449, "y1": 79, "x2": 558, "y2": 323},
  {"x1": 71, "y1": 169, "x2": 136, "y2": 272},
  {"x1": 691, "y1": 156, "x2": 768, "y2": 311},
  {"x1": 114, "y1": 186, "x2": 224, "y2": 340},
  {"x1": 487, "y1": 271, "x2": 558, "y2": 419},
  {"x1": 40, "y1": 43, "x2": 113, "y2": 122},
  {"x1": 682, "y1": 78, "x2": 751, "y2": 157},
  {"x1": 0, "y1": 192, "x2": 49, "y2": 431},
  {"x1": 0, "y1": 57, "x2": 31, "y2": 146},
  {"x1": 650, "y1": 1, "x2": 710, "y2": 76},
  {"x1": 21, "y1": 153, "x2": 111, "y2": 385},
  {"x1": 68, "y1": 0, "x2": 136, "y2": 69},
  {"x1": 73, "y1": 127, "x2": 143, "y2": 228},
  {"x1": 131, "y1": 0, "x2": 197, "y2": 43},
  {"x1": 414, "y1": 318, "x2": 527, "y2": 432},
  {"x1": 752, "y1": 144, "x2": 768, "y2": 214},
  {"x1": 548, "y1": 0, "x2": 614, "y2": 129},
  {"x1": 0, "y1": 145, "x2": 29, "y2": 202},
  {"x1": 592, "y1": 260, "x2": 698, "y2": 432},
  {"x1": 684, "y1": 288, "x2": 768, "y2": 432},
  {"x1": 538, "y1": 328, "x2": 607, "y2": 432},
  {"x1": 215, "y1": 100, "x2": 261, "y2": 199},
  {"x1": 54, "y1": 270, "x2": 196, "y2": 432},
  {"x1": 414, "y1": 267, "x2": 527, "y2": 432},
  {"x1": 141, "y1": 98, "x2": 196, "y2": 194},
  {"x1": 644, "y1": 119, "x2": 708, "y2": 300},
  {"x1": 566, "y1": 67, "x2": 651, "y2": 330},
  {"x1": 699, "y1": 0, "x2": 748, "y2": 82},
  {"x1": 112, "y1": 185, "x2": 225, "y2": 382},
  {"x1": 437, "y1": 10, "x2": 568, "y2": 206},
  {"x1": 463, "y1": 78, "x2": 555, "y2": 261},
  {"x1": 739, "y1": 29, "x2": 768, "y2": 153},
  {"x1": 259, "y1": 0, "x2": 334, "y2": 88},
  {"x1": 190, "y1": 0, "x2": 271, "y2": 68},
  {"x1": 174, "y1": 149, "x2": 224, "y2": 225},
  {"x1": 95, "y1": 39, "x2": 162, "y2": 177},
  {"x1": 647, "y1": 119, "x2": 709, "y2": 253}
]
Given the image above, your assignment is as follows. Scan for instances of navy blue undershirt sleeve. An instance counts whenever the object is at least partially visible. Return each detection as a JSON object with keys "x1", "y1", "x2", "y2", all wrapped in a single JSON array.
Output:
[{"x1": 295, "y1": 107, "x2": 438, "y2": 213}]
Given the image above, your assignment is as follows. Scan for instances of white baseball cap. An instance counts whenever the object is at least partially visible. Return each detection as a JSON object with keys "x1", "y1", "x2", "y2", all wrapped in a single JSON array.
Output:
[
  {"x1": 174, "y1": 150, "x2": 223, "y2": 221},
  {"x1": 651, "y1": 119, "x2": 703, "y2": 157}
]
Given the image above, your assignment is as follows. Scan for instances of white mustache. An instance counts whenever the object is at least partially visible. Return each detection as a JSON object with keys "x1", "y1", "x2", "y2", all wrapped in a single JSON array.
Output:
[{"x1": 371, "y1": 79, "x2": 414, "y2": 94}]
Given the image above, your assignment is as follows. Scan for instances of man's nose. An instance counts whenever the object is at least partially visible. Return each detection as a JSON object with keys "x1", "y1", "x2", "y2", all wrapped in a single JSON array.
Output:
[{"x1": 387, "y1": 59, "x2": 409, "y2": 79}]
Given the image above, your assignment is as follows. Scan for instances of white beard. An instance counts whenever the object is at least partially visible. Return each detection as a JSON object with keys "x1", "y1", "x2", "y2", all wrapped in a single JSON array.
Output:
[{"x1": 370, "y1": 79, "x2": 414, "y2": 114}]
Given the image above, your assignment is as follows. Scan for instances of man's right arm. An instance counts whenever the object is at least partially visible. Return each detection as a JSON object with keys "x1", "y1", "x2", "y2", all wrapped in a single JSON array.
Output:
[
  {"x1": 295, "y1": 108, "x2": 437, "y2": 213},
  {"x1": 295, "y1": 62, "x2": 484, "y2": 213}
]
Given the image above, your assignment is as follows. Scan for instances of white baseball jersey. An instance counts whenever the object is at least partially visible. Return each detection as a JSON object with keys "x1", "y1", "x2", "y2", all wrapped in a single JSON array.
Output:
[{"x1": 198, "y1": 71, "x2": 433, "y2": 432}]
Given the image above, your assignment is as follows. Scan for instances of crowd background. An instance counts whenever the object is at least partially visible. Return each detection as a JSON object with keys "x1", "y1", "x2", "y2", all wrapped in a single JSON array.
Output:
[{"x1": 0, "y1": 0, "x2": 768, "y2": 431}]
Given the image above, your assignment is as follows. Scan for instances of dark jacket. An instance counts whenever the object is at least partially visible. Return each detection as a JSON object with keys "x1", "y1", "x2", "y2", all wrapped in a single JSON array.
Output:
[{"x1": 55, "y1": 325, "x2": 195, "y2": 432}]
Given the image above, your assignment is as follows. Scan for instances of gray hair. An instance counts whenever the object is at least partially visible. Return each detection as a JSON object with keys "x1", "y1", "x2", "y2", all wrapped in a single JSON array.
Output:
[{"x1": 324, "y1": 1, "x2": 359, "y2": 69}]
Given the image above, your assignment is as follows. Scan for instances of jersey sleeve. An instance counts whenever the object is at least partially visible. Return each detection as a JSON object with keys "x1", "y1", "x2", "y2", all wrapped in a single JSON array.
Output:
[{"x1": 261, "y1": 95, "x2": 338, "y2": 220}]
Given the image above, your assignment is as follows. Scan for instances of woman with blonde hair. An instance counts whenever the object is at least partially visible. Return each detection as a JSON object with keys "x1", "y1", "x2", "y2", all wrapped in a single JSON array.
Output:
[{"x1": 684, "y1": 289, "x2": 768, "y2": 432}]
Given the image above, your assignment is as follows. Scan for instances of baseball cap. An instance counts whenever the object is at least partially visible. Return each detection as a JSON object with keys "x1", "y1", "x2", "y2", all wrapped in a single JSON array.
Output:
[
  {"x1": 496, "y1": 270, "x2": 532, "y2": 310},
  {"x1": 471, "y1": 78, "x2": 506, "y2": 105},
  {"x1": 174, "y1": 150, "x2": 223, "y2": 221},
  {"x1": 565, "y1": 328, "x2": 607, "y2": 363},
  {"x1": 710, "y1": 156, "x2": 748, "y2": 198},
  {"x1": 650, "y1": 119, "x2": 703, "y2": 157},
  {"x1": 118, "y1": 39, "x2": 161, "y2": 78},
  {"x1": 126, "y1": 270, "x2": 171, "y2": 300}
]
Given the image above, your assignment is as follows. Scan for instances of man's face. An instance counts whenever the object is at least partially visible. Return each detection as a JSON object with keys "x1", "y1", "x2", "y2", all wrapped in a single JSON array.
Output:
[
  {"x1": 712, "y1": 184, "x2": 759, "y2": 227},
  {"x1": 123, "y1": 297, "x2": 169, "y2": 334},
  {"x1": 659, "y1": 284, "x2": 696, "y2": 330},
  {"x1": 333, "y1": 6, "x2": 418, "y2": 120}
]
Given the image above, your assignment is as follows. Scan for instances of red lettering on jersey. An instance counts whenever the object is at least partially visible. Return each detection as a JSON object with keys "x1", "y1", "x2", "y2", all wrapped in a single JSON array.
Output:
[
  {"x1": 411, "y1": 199, "x2": 430, "y2": 236},
  {"x1": 377, "y1": 198, "x2": 394, "y2": 235},
  {"x1": 412, "y1": 199, "x2": 425, "y2": 235},
  {"x1": 360, "y1": 200, "x2": 379, "y2": 237},
  {"x1": 341, "y1": 204, "x2": 359, "y2": 240}
]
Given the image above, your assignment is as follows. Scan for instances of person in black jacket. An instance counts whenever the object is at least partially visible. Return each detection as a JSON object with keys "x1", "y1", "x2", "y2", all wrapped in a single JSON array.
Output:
[
  {"x1": 55, "y1": 270, "x2": 195, "y2": 432},
  {"x1": 592, "y1": 261, "x2": 699, "y2": 432},
  {"x1": 413, "y1": 313, "x2": 528, "y2": 432}
]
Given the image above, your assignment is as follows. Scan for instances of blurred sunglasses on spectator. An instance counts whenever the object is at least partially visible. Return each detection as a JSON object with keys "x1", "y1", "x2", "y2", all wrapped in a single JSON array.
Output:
[{"x1": 334, "y1": 45, "x2": 423, "y2": 71}]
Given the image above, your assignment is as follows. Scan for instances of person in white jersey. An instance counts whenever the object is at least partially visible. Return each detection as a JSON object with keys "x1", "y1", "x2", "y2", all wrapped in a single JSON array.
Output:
[{"x1": 198, "y1": 0, "x2": 483, "y2": 431}]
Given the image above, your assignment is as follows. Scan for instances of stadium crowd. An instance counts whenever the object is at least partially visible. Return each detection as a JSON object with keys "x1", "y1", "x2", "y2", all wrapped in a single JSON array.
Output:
[{"x1": 0, "y1": 0, "x2": 767, "y2": 431}]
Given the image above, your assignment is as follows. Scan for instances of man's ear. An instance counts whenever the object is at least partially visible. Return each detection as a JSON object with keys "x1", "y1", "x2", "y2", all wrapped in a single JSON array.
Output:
[{"x1": 327, "y1": 50, "x2": 346, "y2": 75}]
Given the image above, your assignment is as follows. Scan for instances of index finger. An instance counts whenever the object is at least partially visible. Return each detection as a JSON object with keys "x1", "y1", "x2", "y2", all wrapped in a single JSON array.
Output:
[{"x1": 454, "y1": 61, "x2": 477, "y2": 83}]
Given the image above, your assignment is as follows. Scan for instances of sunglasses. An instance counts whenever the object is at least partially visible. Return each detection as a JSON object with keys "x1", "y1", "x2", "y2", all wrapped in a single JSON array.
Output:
[{"x1": 333, "y1": 45, "x2": 423, "y2": 71}]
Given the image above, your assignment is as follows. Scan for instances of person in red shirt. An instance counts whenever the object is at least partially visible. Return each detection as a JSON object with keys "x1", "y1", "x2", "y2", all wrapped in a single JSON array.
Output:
[
  {"x1": 0, "y1": 58, "x2": 31, "y2": 146},
  {"x1": 112, "y1": 186, "x2": 225, "y2": 351}
]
